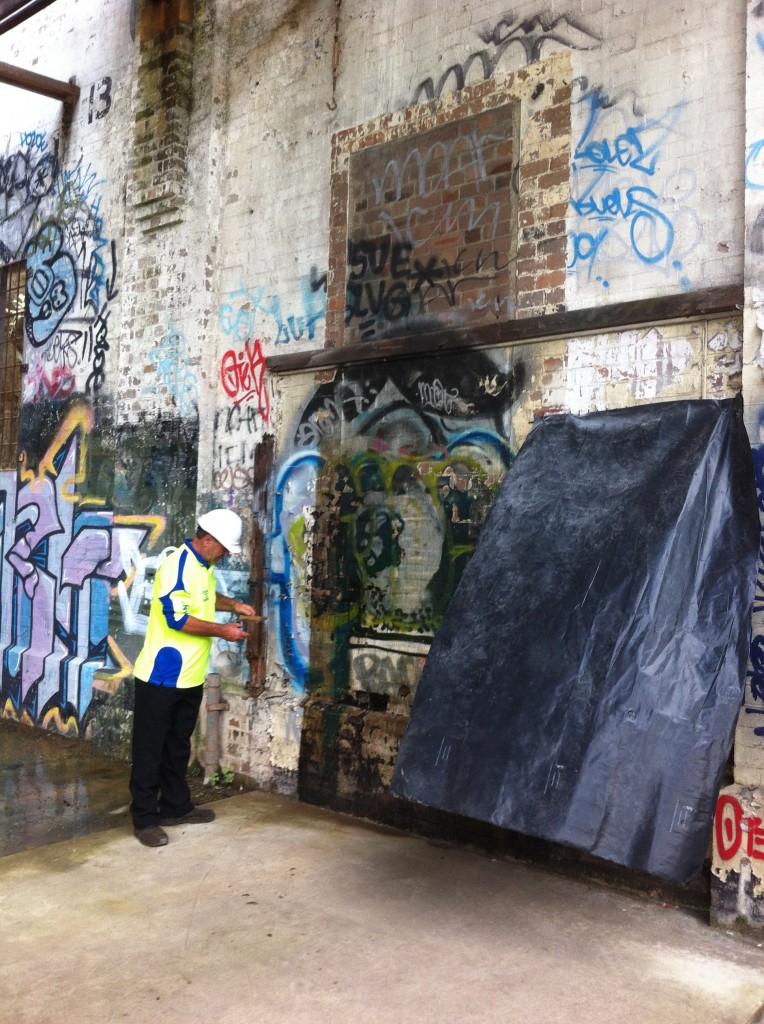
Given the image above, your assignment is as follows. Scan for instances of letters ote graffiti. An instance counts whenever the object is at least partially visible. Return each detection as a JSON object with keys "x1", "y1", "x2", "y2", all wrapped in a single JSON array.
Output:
[{"x1": 220, "y1": 338, "x2": 270, "y2": 423}]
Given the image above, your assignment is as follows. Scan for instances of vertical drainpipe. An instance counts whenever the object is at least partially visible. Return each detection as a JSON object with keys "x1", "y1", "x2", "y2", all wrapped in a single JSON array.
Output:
[{"x1": 204, "y1": 671, "x2": 228, "y2": 783}]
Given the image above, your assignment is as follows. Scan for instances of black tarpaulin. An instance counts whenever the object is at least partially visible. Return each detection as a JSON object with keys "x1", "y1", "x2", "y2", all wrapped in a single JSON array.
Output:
[{"x1": 390, "y1": 397, "x2": 759, "y2": 882}]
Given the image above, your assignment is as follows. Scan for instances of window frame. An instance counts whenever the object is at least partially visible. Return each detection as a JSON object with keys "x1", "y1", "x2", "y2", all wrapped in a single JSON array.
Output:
[{"x1": 0, "y1": 260, "x2": 26, "y2": 471}]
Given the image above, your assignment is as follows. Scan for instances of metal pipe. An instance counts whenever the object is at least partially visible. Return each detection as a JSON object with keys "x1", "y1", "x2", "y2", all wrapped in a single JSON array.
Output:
[
  {"x1": 0, "y1": 0, "x2": 58, "y2": 36},
  {"x1": 203, "y1": 672, "x2": 229, "y2": 784}
]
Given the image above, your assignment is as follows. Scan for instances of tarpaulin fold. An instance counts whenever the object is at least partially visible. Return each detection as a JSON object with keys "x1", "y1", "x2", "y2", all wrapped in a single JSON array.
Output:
[{"x1": 390, "y1": 397, "x2": 759, "y2": 882}]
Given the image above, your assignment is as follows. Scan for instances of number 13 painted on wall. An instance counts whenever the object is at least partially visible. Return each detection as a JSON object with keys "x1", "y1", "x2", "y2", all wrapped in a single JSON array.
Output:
[{"x1": 88, "y1": 77, "x2": 112, "y2": 123}]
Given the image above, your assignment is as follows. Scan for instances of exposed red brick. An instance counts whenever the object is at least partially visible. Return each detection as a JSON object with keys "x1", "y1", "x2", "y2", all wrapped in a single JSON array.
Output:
[{"x1": 537, "y1": 269, "x2": 566, "y2": 289}]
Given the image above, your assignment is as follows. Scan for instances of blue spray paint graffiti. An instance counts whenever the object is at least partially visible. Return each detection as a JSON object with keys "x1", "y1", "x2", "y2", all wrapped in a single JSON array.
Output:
[
  {"x1": 569, "y1": 89, "x2": 699, "y2": 288},
  {"x1": 220, "y1": 268, "x2": 327, "y2": 348},
  {"x1": 141, "y1": 318, "x2": 199, "y2": 417},
  {"x1": 1, "y1": 136, "x2": 118, "y2": 397},
  {"x1": 271, "y1": 452, "x2": 324, "y2": 692},
  {"x1": 747, "y1": 438, "x2": 764, "y2": 736}
]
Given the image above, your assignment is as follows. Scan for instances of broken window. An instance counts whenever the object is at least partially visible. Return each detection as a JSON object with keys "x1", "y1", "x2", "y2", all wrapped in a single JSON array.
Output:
[{"x1": 0, "y1": 261, "x2": 26, "y2": 470}]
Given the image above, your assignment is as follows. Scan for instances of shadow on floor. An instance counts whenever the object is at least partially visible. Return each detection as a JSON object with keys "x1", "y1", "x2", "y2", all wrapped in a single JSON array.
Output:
[{"x1": 0, "y1": 718, "x2": 248, "y2": 857}]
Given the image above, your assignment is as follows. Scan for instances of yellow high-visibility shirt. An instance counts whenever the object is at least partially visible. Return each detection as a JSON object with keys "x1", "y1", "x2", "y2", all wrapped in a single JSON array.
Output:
[{"x1": 133, "y1": 541, "x2": 216, "y2": 689}]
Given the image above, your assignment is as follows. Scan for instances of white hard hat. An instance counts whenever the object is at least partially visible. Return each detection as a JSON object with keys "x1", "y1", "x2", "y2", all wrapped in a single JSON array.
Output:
[{"x1": 198, "y1": 509, "x2": 243, "y2": 554}]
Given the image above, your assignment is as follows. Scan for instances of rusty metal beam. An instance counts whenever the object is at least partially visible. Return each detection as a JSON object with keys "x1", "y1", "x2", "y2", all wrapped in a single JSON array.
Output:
[
  {"x1": 0, "y1": 59, "x2": 78, "y2": 105},
  {"x1": 267, "y1": 285, "x2": 743, "y2": 374},
  {"x1": 0, "y1": 0, "x2": 57, "y2": 34}
]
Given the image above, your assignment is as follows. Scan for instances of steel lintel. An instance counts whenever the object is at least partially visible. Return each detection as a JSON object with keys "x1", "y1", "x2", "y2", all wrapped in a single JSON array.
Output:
[
  {"x1": 0, "y1": 59, "x2": 78, "y2": 106},
  {"x1": 0, "y1": 0, "x2": 57, "y2": 35}
]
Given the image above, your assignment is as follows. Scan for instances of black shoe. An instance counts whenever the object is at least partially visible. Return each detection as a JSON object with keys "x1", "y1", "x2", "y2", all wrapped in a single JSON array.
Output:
[
  {"x1": 134, "y1": 825, "x2": 169, "y2": 847},
  {"x1": 160, "y1": 807, "x2": 216, "y2": 826}
]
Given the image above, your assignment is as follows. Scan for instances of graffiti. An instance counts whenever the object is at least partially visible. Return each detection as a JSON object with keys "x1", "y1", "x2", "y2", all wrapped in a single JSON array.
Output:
[
  {"x1": 220, "y1": 338, "x2": 270, "y2": 422},
  {"x1": 367, "y1": 129, "x2": 510, "y2": 255},
  {"x1": 349, "y1": 646, "x2": 425, "y2": 696},
  {"x1": 219, "y1": 267, "x2": 327, "y2": 348},
  {"x1": 747, "y1": 442, "x2": 764, "y2": 738},
  {"x1": 214, "y1": 403, "x2": 263, "y2": 437},
  {"x1": 479, "y1": 374, "x2": 509, "y2": 398},
  {"x1": 413, "y1": 13, "x2": 600, "y2": 103},
  {"x1": 0, "y1": 405, "x2": 164, "y2": 729},
  {"x1": 142, "y1": 319, "x2": 199, "y2": 416},
  {"x1": 346, "y1": 108, "x2": 516, "y2": 339},
  {"x1": 213, "y1": 464, "x2": 257, "y2": 492},
  {"x1": 345, "y1": 237, "x2": 512, "y2": 338},
  {"x1": 1, "y1": 139, "x2": 117, "y2": 401},
  {"x1": 371, "y1": 130, "x2": 509, "y2": 206},
  {"x1": 294, "y1": 384, "x2": 365, "y2": 449},
  {"x1": 23, "y1": 361, "x2": 76, "y2": 403},
  {"x1": 44, "y1": 329, "x2": 82, "y2": 370},
  {"x1": 746, "y1": 140, "x2": 764, "y2": 255},
  {"x1": 19, "y1": 130, "x2": 47, "y2": 151},
  {"x1": 272, "y1": 355, "x2": 516, "y2": 691},
  {"x1": 24, "y1": 222, "x2": 76, "y2": 346},
  {"x1": 55, "y1": 160, "x2": 118, "y2": 313},
  {"x1": 715, "y1": 794, "x2": 764, "y2": 862},
  {"x1": 212, "y1": 438, "x2": 257, "y2": 493},
  {"x1": 417, "y1": 378, "x2": 469, "y2": 416},
  {"x1": 83, "y1": 304, "x2": 110, "y2": 394},
  {"x1": 115, "y1": 544, "x2": 176, "y2": 635},
  {"x1": 569, "y1": 89, "x2": 699, "y2": 286},
  {"x1": 102, "y1": 416, "x2": 199, "y2": 524},
  {"x1": 0, "y1": 144, "x2": 57, "y2": 225}
]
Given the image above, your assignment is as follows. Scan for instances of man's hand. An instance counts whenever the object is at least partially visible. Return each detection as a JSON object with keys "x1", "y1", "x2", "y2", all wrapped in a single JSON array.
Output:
[
  {"x1": 218, "y1": 622, "x2": 248, "y2": 643},
  {"x1": 215, "y1": 594, "x2": 256, "y2": 617}
]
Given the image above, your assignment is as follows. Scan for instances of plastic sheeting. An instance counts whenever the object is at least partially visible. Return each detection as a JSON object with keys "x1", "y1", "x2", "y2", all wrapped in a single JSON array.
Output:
[{"x1": 390, "y1": 397, "x2": 759, "y2": 882}]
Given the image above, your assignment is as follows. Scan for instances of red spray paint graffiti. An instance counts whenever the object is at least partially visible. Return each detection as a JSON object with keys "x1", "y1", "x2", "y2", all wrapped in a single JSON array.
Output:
[
  {"x1": 715, "y1": 794, "x2": 764, "y2": 862},
  {"x1": 220, "y1": 338, "x2": 269, "y2": 422}
]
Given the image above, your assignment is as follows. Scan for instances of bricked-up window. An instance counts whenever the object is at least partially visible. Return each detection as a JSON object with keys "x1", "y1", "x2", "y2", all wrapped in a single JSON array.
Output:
[
  {"x1": 327, "y1": 56, "x2": 572, "y2": 347},
  {"x1": 0, "y1": 261, "x2": 26, "y2": 469},
  {"x1": 344, "y1": 110, "x2": 517, "y2": 345}
]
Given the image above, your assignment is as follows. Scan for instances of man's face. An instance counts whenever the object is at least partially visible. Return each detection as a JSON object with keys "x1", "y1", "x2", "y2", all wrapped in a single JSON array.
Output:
[
  {"x1": 208, "y1": 538, "x2": 230, "y2": 565},
  {"x1": 197, "y1": 534, "x2": 229, "y2": 565}
]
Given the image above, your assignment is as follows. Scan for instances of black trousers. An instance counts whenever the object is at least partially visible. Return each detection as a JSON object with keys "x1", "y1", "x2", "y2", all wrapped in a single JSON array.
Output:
[{"x1": 129, "y1": 678, "x2": 204, "y2": 829}]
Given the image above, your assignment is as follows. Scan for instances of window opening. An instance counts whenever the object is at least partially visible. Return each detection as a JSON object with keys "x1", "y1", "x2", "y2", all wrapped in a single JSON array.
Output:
[{"x1": 0, "y1": 260, "x2": 26, "y2": 470}]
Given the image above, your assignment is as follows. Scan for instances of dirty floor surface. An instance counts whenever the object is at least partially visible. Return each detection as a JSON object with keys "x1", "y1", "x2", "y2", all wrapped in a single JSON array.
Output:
[{"x1": 1, "y1": 723, "x2": 763, "y2": 1024}]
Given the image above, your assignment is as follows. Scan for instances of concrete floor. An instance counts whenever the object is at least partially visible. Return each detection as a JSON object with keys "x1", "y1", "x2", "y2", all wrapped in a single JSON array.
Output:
[{"x1": 1, "y1": 723, "x2": 764, "y2": 1024}]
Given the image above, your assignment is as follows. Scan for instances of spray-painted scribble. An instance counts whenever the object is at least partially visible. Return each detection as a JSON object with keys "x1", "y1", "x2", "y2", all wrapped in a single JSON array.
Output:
[
  {"x1": 142, "y1": 319, "x2": 199, "y2": 416},
  {"x1": 1, "y1": 138, "x2": 118, "y2": 395},
  {"x1": 413, "y1": 12, "x2": 600, "y2": 103},
  {"x1": 220, "y1": 338, "x2": 270, "y2": 422},
  {"x1": 569, "y1": 87, "x2": 699, "y2": 287},
  {"x1": 219, "y1": 268, "x2": 327, "y2": 349}
]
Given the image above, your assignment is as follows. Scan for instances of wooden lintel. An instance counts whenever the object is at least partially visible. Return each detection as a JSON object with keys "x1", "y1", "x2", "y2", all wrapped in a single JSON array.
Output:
[
  {"x1": 0, "y1": 59, "x2": 78, "y2": 106},
  {"x1": 267, "y1": 285, "x2": 743, "y2": 375}
]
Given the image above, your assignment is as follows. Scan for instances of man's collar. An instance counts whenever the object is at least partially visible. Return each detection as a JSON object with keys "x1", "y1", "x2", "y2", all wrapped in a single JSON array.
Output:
[{"x1": 185, "y1": 539, "x2": 210, "y2": 567}]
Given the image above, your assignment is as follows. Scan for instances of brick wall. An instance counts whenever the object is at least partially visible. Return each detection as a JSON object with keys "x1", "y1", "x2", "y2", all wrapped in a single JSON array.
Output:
[{"x1": 327, "y1": 56, "x2": 571, "y2": 346}]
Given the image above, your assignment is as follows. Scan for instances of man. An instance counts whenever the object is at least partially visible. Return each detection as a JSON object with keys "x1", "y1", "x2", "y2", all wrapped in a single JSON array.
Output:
[{"x1": 129, "y1": 508, "x2": 255, "y2": 847}]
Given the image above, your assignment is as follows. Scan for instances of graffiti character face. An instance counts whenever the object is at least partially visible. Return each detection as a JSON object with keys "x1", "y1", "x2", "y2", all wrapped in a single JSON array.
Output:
[{"x1": 24, "y1": 222, "x2": 76, "y2": 348}]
